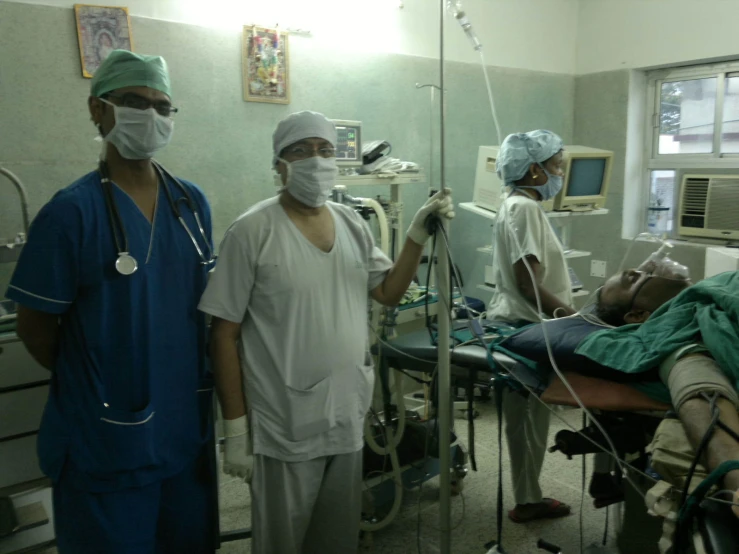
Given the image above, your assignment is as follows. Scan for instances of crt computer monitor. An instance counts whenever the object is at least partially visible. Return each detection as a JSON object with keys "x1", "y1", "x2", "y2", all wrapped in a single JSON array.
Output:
[
  {"x1": 552, "y1": 147, "x2": 613, "y2": 211},
  {"x1": 330, "y1": 120, "x2": 362, "y2": 167}
]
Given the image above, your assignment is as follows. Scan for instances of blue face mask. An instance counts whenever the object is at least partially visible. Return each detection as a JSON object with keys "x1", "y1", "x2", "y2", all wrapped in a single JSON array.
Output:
[{"x1": 516, "y1": 166, "x2": 563, "y2": 201}]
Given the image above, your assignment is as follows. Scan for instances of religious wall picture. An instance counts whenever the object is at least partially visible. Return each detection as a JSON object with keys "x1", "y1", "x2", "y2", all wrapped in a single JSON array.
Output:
[
  {"x1": 242, "y1": 26, "x2": 290, "y2": 104},
  {"x1": 74, "y1": 4, "x2": 133, "y2": 78}
]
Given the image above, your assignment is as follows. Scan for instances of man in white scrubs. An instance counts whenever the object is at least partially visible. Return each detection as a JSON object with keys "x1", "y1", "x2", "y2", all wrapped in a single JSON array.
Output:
[
  {"x1": 487, "y1": 130, "x2": 575, "y2": 523},
  {"x1": 198, "y1": 111, "x2": 454, "y2": 553}
]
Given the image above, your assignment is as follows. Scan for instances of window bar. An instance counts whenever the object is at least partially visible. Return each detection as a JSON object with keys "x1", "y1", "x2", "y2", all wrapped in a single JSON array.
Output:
[{"x1": 713, "y1": 72, "x2": 726, "y2": 157}]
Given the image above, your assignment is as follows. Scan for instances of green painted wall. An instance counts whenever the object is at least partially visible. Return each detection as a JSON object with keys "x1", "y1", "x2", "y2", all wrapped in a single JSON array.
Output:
[{"x1": 0, "y1": 2, "x2": 575, "y2": 299}]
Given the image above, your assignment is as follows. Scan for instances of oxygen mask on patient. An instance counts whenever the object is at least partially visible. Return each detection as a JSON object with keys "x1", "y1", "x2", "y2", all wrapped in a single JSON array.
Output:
[
  {"x1": 618, "y1": 233, "x2": 691, "y2": 282},
  {"x1": 637, "y1": 243, "x2": 691, "y2": 281}
]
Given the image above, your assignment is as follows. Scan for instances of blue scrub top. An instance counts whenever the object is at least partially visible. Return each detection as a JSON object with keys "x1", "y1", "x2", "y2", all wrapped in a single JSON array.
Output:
[{"x1": 6, "y1": 170, "x2": 213, "y2": 492}]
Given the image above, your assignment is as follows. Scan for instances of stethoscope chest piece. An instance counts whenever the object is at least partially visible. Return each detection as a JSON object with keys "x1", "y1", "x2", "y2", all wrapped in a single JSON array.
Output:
[
  {"x1": 115, "y1": 252, "x2": 138, "y2": 275},
  {"x1": 99, "y1": 160, "x2": 215, "y2": 275}
]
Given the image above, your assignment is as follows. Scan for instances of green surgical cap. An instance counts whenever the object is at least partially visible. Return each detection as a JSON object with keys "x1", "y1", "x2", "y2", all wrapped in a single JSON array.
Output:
[{"x1": 90, "y1": 50, "x2": 171, "y2": 98}]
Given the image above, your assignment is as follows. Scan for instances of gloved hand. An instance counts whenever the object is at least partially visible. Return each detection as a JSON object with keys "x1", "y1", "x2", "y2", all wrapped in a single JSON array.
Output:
[
  {"x1": 223, "y1": 415, "x2": 253, "y2": 484},
  {"x1": 407, "y1": 188, "x2": 455, "y2": 246}
]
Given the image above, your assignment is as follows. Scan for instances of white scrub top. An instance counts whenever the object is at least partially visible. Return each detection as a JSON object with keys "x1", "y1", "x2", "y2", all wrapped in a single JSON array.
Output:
[
  {"x1": 487, "y1": 193, "x2": 572, "y2": 324},
  {"x1": 198, "y1": 197, "x2": 392, "y2": 462}
]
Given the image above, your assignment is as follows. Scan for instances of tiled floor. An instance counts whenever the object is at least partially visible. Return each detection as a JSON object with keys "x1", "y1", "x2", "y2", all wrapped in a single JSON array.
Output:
[
  {"x1": 216, "y1": 402, "x2": 658, "y2": 554},
  {"x1": 35, "y1": 401, "x2": 662, "y2": 553}
]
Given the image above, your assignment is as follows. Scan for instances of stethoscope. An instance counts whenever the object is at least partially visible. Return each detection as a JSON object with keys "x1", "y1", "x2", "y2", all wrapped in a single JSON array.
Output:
[{"x1": 99, "y1": 160, "x2": 216, "y2": 275}]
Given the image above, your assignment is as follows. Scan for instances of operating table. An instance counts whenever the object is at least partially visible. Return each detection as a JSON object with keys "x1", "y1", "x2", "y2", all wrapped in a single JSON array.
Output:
[{"x1": 373, "y1": 321, "x2": 738, "y2": 554}]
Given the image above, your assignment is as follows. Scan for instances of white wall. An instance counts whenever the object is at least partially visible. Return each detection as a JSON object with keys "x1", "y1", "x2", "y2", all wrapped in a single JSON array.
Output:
[
  {"x1": 577, "y1": 0, "x2": 739, "y2": 74},
  {"x1": 5, "y1": 0, "x2": 579, "y2": 73}
]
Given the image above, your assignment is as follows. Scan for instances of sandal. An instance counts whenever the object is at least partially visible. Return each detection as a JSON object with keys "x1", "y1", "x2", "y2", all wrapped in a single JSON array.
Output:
[{"x1": 508, "y1": 498, "x2": 571, "y2": 523}]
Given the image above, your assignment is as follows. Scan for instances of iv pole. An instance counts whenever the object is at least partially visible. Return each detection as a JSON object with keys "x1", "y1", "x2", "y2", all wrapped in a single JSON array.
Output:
[{"x1": 436, "y1": 0, "x2": 452, "y2": 551}]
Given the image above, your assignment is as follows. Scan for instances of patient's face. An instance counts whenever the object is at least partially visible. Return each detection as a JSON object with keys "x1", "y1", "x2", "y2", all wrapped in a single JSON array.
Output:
[
  {"x1": 599, "y1": 269, "x2": 690, "y2": 323},
  {"x1": 600, "y1": 269, "x2": 650, "y2": 311}
]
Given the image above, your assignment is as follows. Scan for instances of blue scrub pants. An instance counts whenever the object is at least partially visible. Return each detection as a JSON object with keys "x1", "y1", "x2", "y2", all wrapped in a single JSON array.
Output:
[{"x1": 53, "y1": 450, "x2": 216, "y2": 554}]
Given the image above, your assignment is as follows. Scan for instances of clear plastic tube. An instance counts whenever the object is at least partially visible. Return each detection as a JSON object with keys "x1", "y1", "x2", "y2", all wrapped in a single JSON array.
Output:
[{"x1": 454, "y1": 0, "x2": 729, "y2": 514}]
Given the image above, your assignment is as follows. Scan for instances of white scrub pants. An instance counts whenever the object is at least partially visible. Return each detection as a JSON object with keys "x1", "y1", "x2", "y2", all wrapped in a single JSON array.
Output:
[
  {"x1": 250, "y1": 449, "x2": 363, "y2": 554},
  {"x1": 503, "y1": 388, "x2": 550, "y2": 505}
]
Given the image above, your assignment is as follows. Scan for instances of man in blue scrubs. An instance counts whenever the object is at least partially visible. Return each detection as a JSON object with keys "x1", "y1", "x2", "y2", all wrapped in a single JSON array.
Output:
[{"x1": 6, "y1": 50, "x2": 217, "y2": 553}]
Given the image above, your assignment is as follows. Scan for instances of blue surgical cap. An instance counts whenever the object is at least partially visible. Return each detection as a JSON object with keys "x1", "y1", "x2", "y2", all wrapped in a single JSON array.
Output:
[
  {"x1": 272, "y1": 111, "x2": 337, "y2": 166},
  {"x1": 496, "y1": 130, "x2": 564, "y2": 185},
  {"x1": 90, "y1": 50, "x2": 171, "y2": 98}
]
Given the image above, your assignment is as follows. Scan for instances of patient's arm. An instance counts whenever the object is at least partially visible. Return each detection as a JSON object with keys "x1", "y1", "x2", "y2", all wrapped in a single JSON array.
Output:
[
  {"x1": 679, "y1": 397, "x2": 739, "y2": 508},
  {"x1": 668, "y1": 354, "x2": 739, "y2": 517}
]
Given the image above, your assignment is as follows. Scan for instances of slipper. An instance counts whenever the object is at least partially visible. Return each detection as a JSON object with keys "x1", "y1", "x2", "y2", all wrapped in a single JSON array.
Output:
[{"x1": 508, "y1": 498, "x2": 571, "y2": 523}]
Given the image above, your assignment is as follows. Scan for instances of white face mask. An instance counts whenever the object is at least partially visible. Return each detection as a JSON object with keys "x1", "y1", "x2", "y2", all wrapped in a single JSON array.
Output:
[
  {"x1": 278, "y1": 156, "x2": 338, "y2": 208},
  {"x1": 100, "y1": 99, "x2": 174, "y2": 160}
]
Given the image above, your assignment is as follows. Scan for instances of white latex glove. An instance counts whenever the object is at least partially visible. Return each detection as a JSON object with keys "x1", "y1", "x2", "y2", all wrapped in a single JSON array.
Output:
[
  {"x1": 406, "y1": 188, "x2": 455, "y2": 246},
  {"x1": 223, "y1": 415, "x2": 253, "y2": 484}
]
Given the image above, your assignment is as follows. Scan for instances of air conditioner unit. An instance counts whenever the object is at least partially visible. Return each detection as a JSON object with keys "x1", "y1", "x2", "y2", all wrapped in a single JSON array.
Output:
[{"x1": 678, "y1": 174, "x2": 739, "y2": 240}]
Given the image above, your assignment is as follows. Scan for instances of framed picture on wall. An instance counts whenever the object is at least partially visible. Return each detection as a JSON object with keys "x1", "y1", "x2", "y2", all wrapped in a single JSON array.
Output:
[
  {"x1": 74, "y1": 4, "x2": 133, "y2": 78},
  {"x1": 242, "y1": 26, "x2": 290, "y2": 104}
]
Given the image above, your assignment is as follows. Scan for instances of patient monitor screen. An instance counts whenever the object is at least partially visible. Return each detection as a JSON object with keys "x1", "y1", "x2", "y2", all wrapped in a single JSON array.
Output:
[
  {"x1": 334, "y1": 123, "x2": 361, "y2": 164},
  {"x1": 567, "y1": 158, "x2": 606, "y2": 197}
]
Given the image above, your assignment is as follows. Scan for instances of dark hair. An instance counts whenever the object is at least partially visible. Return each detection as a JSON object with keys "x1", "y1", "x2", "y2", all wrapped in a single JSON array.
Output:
[
  {"x1": 513, "y1": 150, "x2": 562, "y2": 187},
  {"x1": 594, "y1": 288, "x2": 629, "y2": 327}
]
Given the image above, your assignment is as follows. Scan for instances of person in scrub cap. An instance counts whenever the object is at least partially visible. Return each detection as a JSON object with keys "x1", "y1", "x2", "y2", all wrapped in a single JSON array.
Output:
[
  {"x1": 198, "y1": 111, "x2": 454, "y2": 553},
  {"x1": 487, "y1": 130, "x2": 578, "y2": 523},
  {"x1": 7, "y1": 50, "x2": 217, "y2": 552}
]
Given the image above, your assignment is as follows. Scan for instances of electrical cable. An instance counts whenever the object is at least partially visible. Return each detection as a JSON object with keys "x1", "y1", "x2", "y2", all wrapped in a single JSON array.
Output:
[
  {"x1": 580, "y1": 413, "x2": 586, "y2": 554},
  {"x1": 434, "y1": 66, "x2": 739, "y2": 520},
  {"x1": 444, "y1": 9, "x2": 739, "y2": 552},
  {"x1": 679, "y1": 392, "x2": 720, "y2": 510},
  {"x1": 414, "y1": 234, "x2": 472, "y2": 553},
  {"x1": 716, "y1": 419, "x2": 739, "y2": 442},
  {"x1": 425, "y1": 233, "x2": 438, "y2": 344},
  {"x1": 417, "y1": 366, "x2": 439, "y2": 554},
  {"x1": 424, "y1": 213, "x2": 738, "y2": 549},
  {"x1": 476, "y1": 43, "x2": 651, "y2": 508},
  {"x1": 505, "y1": 366, "x2": 739, "y2": 510},
  {"x1": 369, "y1": 327, "x2": 444, "y2": 366}
]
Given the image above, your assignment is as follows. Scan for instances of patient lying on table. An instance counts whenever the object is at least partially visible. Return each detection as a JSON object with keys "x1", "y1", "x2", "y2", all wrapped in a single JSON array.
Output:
[{"x1": 581, "y1": 269, "x2": 739, "y2": 519}]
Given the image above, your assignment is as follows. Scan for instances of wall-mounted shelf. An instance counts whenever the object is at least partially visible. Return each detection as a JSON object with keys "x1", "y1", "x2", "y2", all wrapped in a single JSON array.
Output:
[
  {"x1": 547, "y1": 208, "x2": 609, "y2": 218},
  {"x1": 464, "y1": 201, "x2": 608, "y2": 304},
  {"x1": 460, "y1": 202, "x2": 496, "y2": 220},
  {"x1": 337, "y1": 174, "x2": 426, "y2": 187},
  {"x1": 563, "y1": 250, "x2": 591, "y2": 259},
  {"x1": 460, "y1": 201, "x2": 608, "y2": 221}
]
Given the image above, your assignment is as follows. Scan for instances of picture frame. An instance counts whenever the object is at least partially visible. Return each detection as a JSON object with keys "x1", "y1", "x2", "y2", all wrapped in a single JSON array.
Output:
[
  {"x1": 74, "y1": 4, "x2": 133, "y2": 79},
  {"x1": 242, "y1": 25, "x2": 290, "y2": 104}
]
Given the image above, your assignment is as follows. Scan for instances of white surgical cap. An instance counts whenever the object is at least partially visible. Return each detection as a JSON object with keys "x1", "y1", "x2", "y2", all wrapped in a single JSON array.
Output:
[
  {"x1": 496, "y1": 130, "x2": 564, "y2": 185},
  {"x1": 272, "y1": 111, "x2": 337, "y2": 166}
]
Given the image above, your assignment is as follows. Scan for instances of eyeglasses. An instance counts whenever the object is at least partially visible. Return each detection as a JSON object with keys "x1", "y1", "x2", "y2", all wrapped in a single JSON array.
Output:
[
  {"x1": 104, "y1": 92, "x2": 179, "y2": 117},
  {"x1": 283, "y1": 144, "x2": 336, "y2": 160}
]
